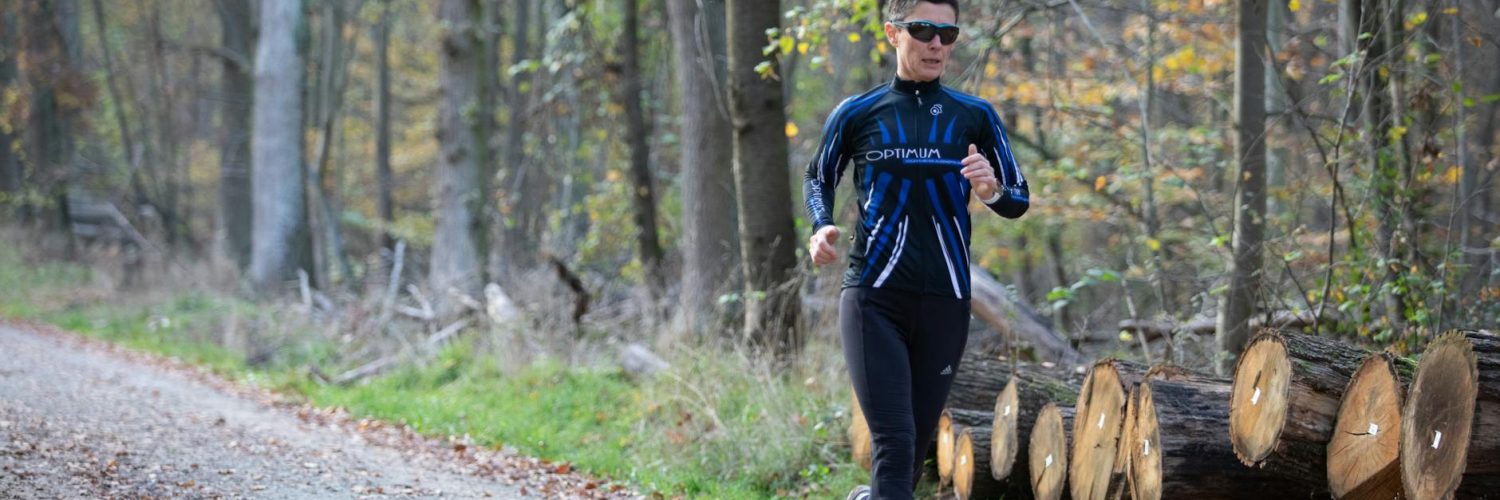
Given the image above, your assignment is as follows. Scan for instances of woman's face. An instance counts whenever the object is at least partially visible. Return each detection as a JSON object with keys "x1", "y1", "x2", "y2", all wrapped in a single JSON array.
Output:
[{"x1": 884, "y1": 2, "x2": 958, "y2": 82}]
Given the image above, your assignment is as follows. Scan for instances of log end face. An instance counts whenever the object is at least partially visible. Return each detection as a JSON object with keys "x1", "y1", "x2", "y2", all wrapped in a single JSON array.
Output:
[
  {"x1": 992, "y1": 378, "x2": 1021, "y2": 480},
  {"x1": 1400, "y1": 332, "x2": 1479, "y2": 500},
  {"x1": 938, "y1": 409, "x2": 957, "y2": 485},
  {"x1": 1328, "y1": 353, "x2": 1405, "y2": 498},
  {"x1": 1229, "y1": 332, "x2": 1293, "y2": 467},
  {"x1": 955, "y1": 428, "x2": 977, "y2": 500},
  {"x1": 1071, "y1": 361, "x2": 1127, "y2": 500},
  {"x1": 1030, "y1": 404, "x2": 1068, "y2": 500},
  {"x1": 1129, "y1": 383, "x2": 1162, "y2": 500}
]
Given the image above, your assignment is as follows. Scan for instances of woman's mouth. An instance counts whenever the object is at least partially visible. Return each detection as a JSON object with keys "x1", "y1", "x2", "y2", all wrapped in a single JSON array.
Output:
[{"x1": 922, "y1": 58, "x2": 942, "y2": 66}]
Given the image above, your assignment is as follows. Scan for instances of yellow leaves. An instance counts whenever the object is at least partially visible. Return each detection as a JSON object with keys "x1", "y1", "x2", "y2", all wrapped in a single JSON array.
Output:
[
  {"x1": 877, "y1": 43, "x2": 888, "y2": 55},
  {"x1": 1442, "y1": 165, "x2": 1462, "y2": 185},
  {"x1": 1405, "y1": 11, "x2": 1428, "y2": 31},
  {"x1": 847, "y1": 32, "x2": 862, "y2": 43},
  {"x1": 1388, "y1": 125, "x2": 1407, "y2": 142},
  {"x1": 1094, "y1": 175, "x2": 1108, "y2": 192},
  {"x1": 1288, "y1": 0, "x2": 1301, "y2": 12},
  {"x1": 605, "y1": 169, "x2": 623, "y2": 182},
  {"x1": 779, "y1": 35, "x2": 794, "y2": 55},
  {"x1": 797, "y1": 42, "x2": 810, "y2": 55},
  {"x1": 1441, "y1": 7, "x2": 1458, "y2": 15},
  {"x1": 1146, "y1": 238, "x2": 1162, "y2": 251},
  {"x1": 785, "y1": 122, "x2": 799, "y2": 138}
]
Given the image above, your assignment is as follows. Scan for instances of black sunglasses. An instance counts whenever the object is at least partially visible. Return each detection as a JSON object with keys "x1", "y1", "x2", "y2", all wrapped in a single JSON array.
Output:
[{"x1": 891, "y1": 20, "x2": 960, "y2": 45}]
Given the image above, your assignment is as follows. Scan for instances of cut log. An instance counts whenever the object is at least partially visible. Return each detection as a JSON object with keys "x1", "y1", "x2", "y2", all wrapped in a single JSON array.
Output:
[
  {"x1": 1068, "y1": 358, "x2": 1150, "y2": 500},
  {"x1": 1029, "y1": 403, "x2": 1074, "y2": 500},
  {"x1": 970, "y1": 264, "x2": 1084, "y2": 364},
  {"x1": 989, "y1": 371, "x2": 1081, "y2": 483},
  {"x1": 948, "y1": 350, "x2": 1081, "y2": 412},
  {"x1": 849, "y1": 391, "x2": 873, "y2": 470},
  {"x1": 1126, "y1": 365, "x2": 1309, "y2": 499},
  {"x1": 938, "y1": 408, "x2": 995, "y2": 486},
  {"x1": 1229, "y1": 329, "x2": 1366, "y2": 494},
  {"x1": 955, "y1": 426, "x2": 1026, "y2": 499},
  {"x1": 1400, "y1": 330, "x2": 1500, "y2": 500},
  {"x1": 1328, "y1": 352, "x2": 1414, "y2": 499}
]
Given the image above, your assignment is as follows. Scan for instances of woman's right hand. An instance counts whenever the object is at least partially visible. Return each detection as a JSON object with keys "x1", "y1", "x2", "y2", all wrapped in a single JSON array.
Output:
[{"x1": 809, "y1": 225, "x2": 842, "y2": 266}]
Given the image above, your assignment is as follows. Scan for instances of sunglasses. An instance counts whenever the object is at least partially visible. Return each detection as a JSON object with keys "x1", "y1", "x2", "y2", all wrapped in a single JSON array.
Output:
[{"x1": 891, "y1": 20, "x2": 960, "y2": 45}]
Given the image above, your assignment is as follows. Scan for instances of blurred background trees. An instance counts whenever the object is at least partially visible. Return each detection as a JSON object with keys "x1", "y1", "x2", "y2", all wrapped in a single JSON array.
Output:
[{"x1": 1, "y1": 0, "x2": 1497, "y2": 366}]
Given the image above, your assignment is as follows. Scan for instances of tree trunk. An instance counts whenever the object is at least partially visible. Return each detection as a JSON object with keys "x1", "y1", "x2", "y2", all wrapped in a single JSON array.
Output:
[
  {"x1": 1328, "y1": 352, "x2": 1414, "y2": 499},
  {"x1": 1401, "y1": 330, "x2": 1500, "y2": 500},
  {"x1": 666, "y1": 0, "x2": 738, "y2": 334},
  {"x1": 499, "y1": 0, "x2": 540, "y2": 276},
  {"x1": 214, "y1": 0, "x2": 254, "y2": 270},
  {"x1": 248, "y1": 0, "x2": 308, "y2": 293},
  {"x1": 1029, "y1": 403, "x2": 1074, "y2": 500},
  {"x1": 21, "y1": 0, "x2": 85, "y2": 244},
  {"x1": 431, "y1": 0, "x2": 487, "y2": 319},
  {"x1": 726, "y1": 0, "x2": 801, "y2": 359},
  {"x1": 374, "y1": 0, "x2": 394, "y2": 253},
  {"x1": 621, "y1": 0, "x2": 664, "y2": 299},
  {"x1": 1070, "y1": 358, "x2": 1151, "y2": 500},
  {"x1": 1228, "y1": 329, "x2": 1367, "y2": 494},
  {"x1": 1126, "y1": 367, "x2": 1312, "y2": 500},
  {"x1": 1215, "y1": 0, "x2": 1268, "y2": 374},
  {"x1": 0, "y1": 11, "x2": 18, "y2": 207}
]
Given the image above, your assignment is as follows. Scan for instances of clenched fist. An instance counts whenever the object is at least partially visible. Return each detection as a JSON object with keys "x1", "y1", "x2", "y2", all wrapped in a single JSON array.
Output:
[
  {"x1": 809, "y1": 225, "x2": 842, "y2": 266},
  {"x1": 961, "y1": 143, "x2": 998, "y2": 201}
]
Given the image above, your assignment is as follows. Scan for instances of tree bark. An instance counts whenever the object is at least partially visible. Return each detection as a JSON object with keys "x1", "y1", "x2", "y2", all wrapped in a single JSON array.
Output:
[
  {"x1": 1401, "y1": 330, "x2": 1500, "y2": 499},
  {"x1": 1215, "y1": 0, "x2": 1268, "y2": 374},
  {"x1": 621, "y1": 0, "x2": 664, "y2": 299},
  {"x1": 938, "y1": 407, "x2": 994, "y2": 486},
  {"x1": 431, "y1": 0, "x2": 487, "y2": 319},
  {"x1": 248, "y1": 0, "x2": 309, "y2": 293},
  {"x1": 1228, "y1": 330, "x2": 1367, "y2": 494},
  {"x1": 726, "y1": 0, "x2": 801, "y2": 359},
  {"x1": 991, "y1": 371, "x2": 1082, "y2": 485},
  {"x1": 214, "y1": 0, "x2": 254, "y2": 269},
  {"x1": 666, "y1": 0, "x2": 738, "y2": 334},
  {"x1": 0, "y1": 11, "x2": 19, "y2": 207}
]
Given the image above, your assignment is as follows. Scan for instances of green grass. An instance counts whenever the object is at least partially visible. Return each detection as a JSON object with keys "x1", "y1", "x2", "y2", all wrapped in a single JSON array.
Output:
[{"x1": 0, "y1": 243, "x2": 869, "y2": 499}]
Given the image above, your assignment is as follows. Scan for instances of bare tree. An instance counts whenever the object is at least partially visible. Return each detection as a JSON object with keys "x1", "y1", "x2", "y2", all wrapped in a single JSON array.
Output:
[
  {"x1": 727, "y1": 0, "x2": 801, "y2": 358},
  {"x1": 430, "y1": 0, "x2": 488, "y2": 319},
  {"x1": 374, "y1": 0, "x2": 395, "y2": 253},
  {"x1": 215, "y1": 0, "x2": 254, "y2": 269},
  {"x1": 248, "y1": 0, "x2": 310, "y2": 293},
  {"x1": 622, "y1": 0, "x2": 665, "y2": 299},
  {"x1": 1216, "y1": 0, "x2": 1267, "y2": 373},
  {"x1": 667, "y1": 0, "x2": 738, "y2": 333}
]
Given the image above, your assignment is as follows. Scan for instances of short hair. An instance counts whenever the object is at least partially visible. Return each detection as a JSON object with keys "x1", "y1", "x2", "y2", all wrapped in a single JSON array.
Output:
[{"x1": 884, "y1": 0, "x2": 960, "y2": 22}]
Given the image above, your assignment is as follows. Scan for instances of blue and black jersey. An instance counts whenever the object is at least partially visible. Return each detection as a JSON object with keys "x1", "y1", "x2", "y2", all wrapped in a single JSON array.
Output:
[{"x1": 804, "y1": 76, "x2": 1029, "y2": 300}]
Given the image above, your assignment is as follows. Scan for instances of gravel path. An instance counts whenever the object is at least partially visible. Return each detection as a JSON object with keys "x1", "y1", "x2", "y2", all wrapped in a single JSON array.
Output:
[{"x1": 0, "y1": 324, "x2": 626, "y2": 499}]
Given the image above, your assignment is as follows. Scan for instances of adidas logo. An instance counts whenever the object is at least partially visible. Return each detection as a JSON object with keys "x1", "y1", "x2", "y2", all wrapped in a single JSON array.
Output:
[{"x1": 940, "y1": 364, "x2": 953, "y2": 375}]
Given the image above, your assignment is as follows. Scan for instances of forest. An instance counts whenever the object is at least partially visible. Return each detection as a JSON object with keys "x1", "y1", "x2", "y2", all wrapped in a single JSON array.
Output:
[{"x1": 1, "y1": 0, "x2": 1498, "y2": 498}]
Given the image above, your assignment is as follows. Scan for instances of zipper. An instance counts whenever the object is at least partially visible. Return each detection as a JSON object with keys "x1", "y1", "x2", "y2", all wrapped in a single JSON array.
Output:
[{"x1": 916, "y1": 89, "x2": 922, "y2": 106}]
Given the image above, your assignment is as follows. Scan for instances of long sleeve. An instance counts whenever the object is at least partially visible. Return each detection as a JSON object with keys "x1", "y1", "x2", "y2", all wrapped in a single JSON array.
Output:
[
  {"x1": 804, "y1": 98, "x2": 855, "y2": 230},
  {"x1": 975, "y1": 105, "x2": 1030, "y2": 219}
]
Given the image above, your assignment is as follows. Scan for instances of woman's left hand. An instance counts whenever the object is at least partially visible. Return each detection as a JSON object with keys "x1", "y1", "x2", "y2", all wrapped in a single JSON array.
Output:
[{"x1": 961, "y1": 144, "x2": 998, "y2": 201}]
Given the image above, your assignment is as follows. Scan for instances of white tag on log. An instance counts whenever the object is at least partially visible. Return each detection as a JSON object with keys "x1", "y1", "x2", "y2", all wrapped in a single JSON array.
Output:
[
  {"x1": 1098, "y1": 413, "x2": 1106, "y2": 429},
  {"x1": 1045, "y1": 454, "x2": 1054, "y2": 468},
  {"x1": 1142, "y1": 438, "x2": 1151, "y2": 456},
  {"x1": 1003, "y1": 405, "x2": 1011, "y2": 417},
  {"x1": 1368, "y1": 423, "x2": 1379, "y2": 436},
  {"x1": 960, "y1": 455, "x2": 968, "y2": 466},
  {"x1": 1432, "y1": 430, "x2": 1443, "y2": 449},
  {"x1": 1251, "y1": 387, "x2": 1261, "y2": 405}
]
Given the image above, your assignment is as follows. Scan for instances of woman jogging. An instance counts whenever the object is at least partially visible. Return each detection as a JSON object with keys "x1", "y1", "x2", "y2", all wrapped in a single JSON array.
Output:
[{"x1": 802, "y1": 1, "x2": 1030, "y2": 498}]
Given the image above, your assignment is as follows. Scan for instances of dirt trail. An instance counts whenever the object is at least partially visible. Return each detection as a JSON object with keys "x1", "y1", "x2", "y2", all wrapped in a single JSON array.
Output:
[{"x1": 0, "y1": 324, "x2": 628, "y2": 499}]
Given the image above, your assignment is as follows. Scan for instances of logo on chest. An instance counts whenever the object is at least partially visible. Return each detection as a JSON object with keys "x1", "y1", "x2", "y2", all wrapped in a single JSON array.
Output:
[{"x1": 864, "y1": 147, "x2": 943, "y2": 162}]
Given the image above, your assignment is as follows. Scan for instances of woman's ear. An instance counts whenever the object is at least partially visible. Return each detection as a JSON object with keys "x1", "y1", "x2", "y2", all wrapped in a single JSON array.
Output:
[{"x1": 883, "y1": 22, "x2": 899, "y2": 48}]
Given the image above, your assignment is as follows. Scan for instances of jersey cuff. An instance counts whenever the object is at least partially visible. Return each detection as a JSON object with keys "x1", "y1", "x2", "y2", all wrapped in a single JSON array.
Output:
[{"x1": 981, "y1": 190, "x2": 1003, "y2": 205}]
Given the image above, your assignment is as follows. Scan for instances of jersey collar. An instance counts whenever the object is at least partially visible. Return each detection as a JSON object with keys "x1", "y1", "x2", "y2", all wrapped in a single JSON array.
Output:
[{"x1": 889, "y1": 75, "x2": 942, "y2": 96}]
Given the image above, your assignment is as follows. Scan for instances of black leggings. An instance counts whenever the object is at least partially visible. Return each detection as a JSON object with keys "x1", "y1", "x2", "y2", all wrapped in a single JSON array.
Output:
[{"x1": 841, "y1": 287, "x2": 970, "y2": 500}]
